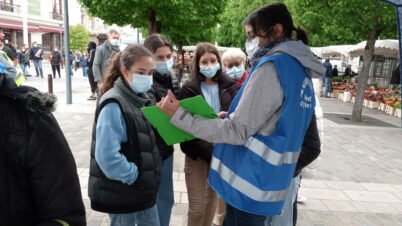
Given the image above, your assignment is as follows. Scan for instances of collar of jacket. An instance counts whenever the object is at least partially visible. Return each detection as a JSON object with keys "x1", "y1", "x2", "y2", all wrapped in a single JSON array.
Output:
[
  {"x1": 0, "y1": 74, "x2": 56, "y2": 113},
  {"x1": 186, "y1": 74, "x2": 236, "y2": 96},
  {"x1": 153, "y1": 71, "x2": 173, "y2": 84},
  {"x1": 114, "y1": 77, "x2": 151, "y2": 108},
  {"x1": 105, "y1": 40, "x2": 120, "y2": 52}
]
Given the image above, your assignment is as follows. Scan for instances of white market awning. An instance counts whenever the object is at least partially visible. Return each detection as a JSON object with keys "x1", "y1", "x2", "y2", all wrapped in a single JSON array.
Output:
[
  {"x1": 310, "y1": 45, "x2": 354, "y2": 59},
  {"x1": 348, "y1": 39, "x2": 399, "y2": 58},
  {"x1": 321, "y1": 45, "x2": 355, "y2": 58},
  {"x1": 182, "y1": 45, "x2": 230, "y2": 52}
]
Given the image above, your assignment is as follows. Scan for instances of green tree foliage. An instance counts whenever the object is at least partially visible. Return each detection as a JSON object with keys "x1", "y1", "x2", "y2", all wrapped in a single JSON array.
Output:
[
  {"x1": 219, "y1": 0, "x2": 397, "y2": 122},
  {"x1": 291, "y1": 0, "x2": 396, "y2": 121},
  {"x1": 69, "y1": 24, "x2": 91, "y2": 52},
  {"x1": 78, "y1": 0, "x2": 226, "y2": 47},
  {"x1": 218, "y1": 0, "x2": 397, "y2": 47},
  {"x1": 218, "y1": 0, "x2": 282, "y2": 48}
]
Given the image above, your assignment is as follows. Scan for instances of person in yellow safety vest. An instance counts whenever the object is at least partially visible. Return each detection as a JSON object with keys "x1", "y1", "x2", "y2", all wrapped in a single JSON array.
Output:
[{"x1": 0, "y1": 50, "x2": 25, "y2": 86}]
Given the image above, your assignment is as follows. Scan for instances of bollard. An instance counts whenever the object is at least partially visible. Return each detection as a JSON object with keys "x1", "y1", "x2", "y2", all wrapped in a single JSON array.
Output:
[{"x1": 48, "y1": 74, "x2": 53, "y2": 94}]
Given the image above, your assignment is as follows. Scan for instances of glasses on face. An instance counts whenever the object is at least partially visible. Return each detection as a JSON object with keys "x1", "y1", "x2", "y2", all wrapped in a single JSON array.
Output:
[
  {"x1": 246, "y1": 30, "x2": 256, "y2": 41},
  {"x1": 246, "y1": 27, "x2": 274, "y2": 41}
]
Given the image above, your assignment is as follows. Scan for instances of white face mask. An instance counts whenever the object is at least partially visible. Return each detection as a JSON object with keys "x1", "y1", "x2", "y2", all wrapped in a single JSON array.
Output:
[{"x1": 245, "y1": 37, "x2": 260, "y2": 58}]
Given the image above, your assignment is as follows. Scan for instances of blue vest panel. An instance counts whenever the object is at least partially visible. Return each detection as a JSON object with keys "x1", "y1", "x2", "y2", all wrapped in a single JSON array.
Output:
[{"x1": 208, "y1": 54, "x2": 315, "y2": 216}]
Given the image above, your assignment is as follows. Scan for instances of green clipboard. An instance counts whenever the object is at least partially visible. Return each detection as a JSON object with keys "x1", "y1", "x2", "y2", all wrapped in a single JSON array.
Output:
[{"x1": 141, "y1": 96, "x2": 218, "y2": 145}]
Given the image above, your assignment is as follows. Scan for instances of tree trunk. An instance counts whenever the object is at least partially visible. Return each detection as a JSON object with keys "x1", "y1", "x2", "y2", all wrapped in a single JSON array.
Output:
[
  {"x1": 351, "y1": 29, "x2": 380, "y2": 122},
  {"x1": 148, "y1": 8, "x2": 161, "y2": 34}
]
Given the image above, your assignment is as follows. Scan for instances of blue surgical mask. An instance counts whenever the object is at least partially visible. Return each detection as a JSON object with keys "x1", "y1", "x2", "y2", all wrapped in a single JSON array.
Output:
[
  {"x1": 226, "y1": 66, "x2": 245, "y2": 80},
  {"x1": 155, "y1": 59, "x2": 174, "y2": 75},
  {"x1": 110, "y1": 39, "x2": 119, "y2": 47},
  {"x1": 129, "y1": 74, "x2": 153, "y2": 94},
  {"x1": 200, "y1": 64, "x2": 220, "y2": 78}
]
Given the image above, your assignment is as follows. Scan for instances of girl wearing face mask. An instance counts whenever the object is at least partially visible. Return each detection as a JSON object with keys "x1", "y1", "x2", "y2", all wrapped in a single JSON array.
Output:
[
  {"x1": 179, "y1": 42, "x2": 239, "y2": 226},
  {"x1": 222, "y1": 48, "x2": 248, "y2": 86},
  {"x1": 158, "y1": 3, "x2": 325, "y2": 226},
  {"x1": 144, "y1": 33, "x2": 179, "y2": 226},
  {"x1": 89, "y1": 45, "x2": 161, "y2": 226}
]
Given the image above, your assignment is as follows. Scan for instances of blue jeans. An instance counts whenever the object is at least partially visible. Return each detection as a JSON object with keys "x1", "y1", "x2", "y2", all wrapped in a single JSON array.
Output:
[
  {"x1": 156, "y1": 155, "x2": 174, "y2": 226},
  {"x1": 268, "y1": 175, "x2": 300, "y2": 226},
  {"x1": 108, "y1": 205, "x2": 160, "y2": 226},
  {"x1": 323, "y1": 77, "x2": 331, "y2": 97},
  {"x1": 33, "y1": 60, "x2": 43, "y2": 77},
  {"x1": 19, "y1": 63, "x2": 26, "y2": 76},
  {"x1": 82, "y1": 66, "x2": 88, "y2": 77},
  {"x1": 223, "y1": 205, "x2": 267, "y2": 226}
]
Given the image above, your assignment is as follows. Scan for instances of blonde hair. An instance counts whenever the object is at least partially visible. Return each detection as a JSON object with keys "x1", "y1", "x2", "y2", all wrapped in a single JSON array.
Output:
[{"x1": 222, "y1": 48, "x2": 247, "y2": 64}]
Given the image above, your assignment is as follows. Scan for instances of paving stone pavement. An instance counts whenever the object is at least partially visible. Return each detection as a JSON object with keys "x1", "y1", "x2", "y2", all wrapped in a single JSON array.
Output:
[{"x1": 23, "y1": 65, "x2": 402, "y2": 225}]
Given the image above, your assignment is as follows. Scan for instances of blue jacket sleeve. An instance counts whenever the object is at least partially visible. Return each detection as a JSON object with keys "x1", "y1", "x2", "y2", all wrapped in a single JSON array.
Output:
[{"x1": 95, "y1": 102, "x2": 138, "y2": 185}]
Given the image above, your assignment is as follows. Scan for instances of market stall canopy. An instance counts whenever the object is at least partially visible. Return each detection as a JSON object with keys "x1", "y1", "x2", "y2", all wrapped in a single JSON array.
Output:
[
  {"x1": 349, "y1": 39, "x2": 399, "y2": 58},
  {"x1": 182, "y1": 46, "x2": 230, "y2": 52},
  {"x1": 321, "y1": 45, "x2": 355, "y2": 59},
  {"x1": 310, "y1": 47, "x2": 322, "y2": 57},
  {"x1": 310, "y1": 45, "x2": 354, "y2": 59}
]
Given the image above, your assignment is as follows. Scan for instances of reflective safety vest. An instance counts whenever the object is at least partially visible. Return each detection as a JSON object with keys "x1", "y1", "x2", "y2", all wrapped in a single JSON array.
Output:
[
  {"x1": 0, "y1": 50, "x2": 25, "y2": 86},
  {"x1": 208, "y1": 54, "x2": 315, "y2": 216}
]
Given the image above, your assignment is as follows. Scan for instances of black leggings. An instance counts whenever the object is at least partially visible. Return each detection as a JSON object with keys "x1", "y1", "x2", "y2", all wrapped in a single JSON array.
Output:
[
  {"x1": 87, "y1": 66, "x2": 97, "y2": 93},
  {"x1": 51, "y1": 64, "x2": 61, "y2": 78}
]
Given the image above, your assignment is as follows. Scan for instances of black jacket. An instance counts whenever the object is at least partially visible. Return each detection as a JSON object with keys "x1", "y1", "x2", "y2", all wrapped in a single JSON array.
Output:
[
  {"x1": 391, "y1": 65, "x2": 401, "y2": 85},
  {"x1": 29, "y1": 46, "x2": 43, "y2": 60},
  {"x1": 51, "y1": 51, "x2": 62, "y2": 65},
  {"x1": 89, "y1": 78, "x2": 161, "y2": 214},
  {"x1": 294, "y1": 112, "x2": 321, "y2": 177},
  {"x1": 179, "y1": 75, "x2": 239, "y2": 163},
  {"x1": 2, "y1": 46, "x2": 16, "y2": 60},
  {"x1": 17, "y1": 50, "x2": 28, "y2": 64},
  {"x1": 87, "y1": 42, "x2": 97, "y2": 67},
  {"x1": 147, "y1": 71, "x2": 180, "y2": 159},
  {"x1": 0, "y1": 74, "x2": 86, "y2": 226}
]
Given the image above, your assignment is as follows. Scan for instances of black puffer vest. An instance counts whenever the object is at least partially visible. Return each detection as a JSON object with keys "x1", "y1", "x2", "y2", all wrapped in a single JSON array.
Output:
[
  {"x1": 147, "y1": 71, "x2": 180, "y2": 159},
  {"x1": 88, "y1": 77, "x2": 161, "y2": 214}
]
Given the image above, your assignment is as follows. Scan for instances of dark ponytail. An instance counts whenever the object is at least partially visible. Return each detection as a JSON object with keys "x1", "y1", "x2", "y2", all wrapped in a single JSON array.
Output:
[
  {"x1": 294, "y1": 26, "x2": 308, "y2": 45},
  {"x1": 100, "y1": 44, "x2": 153, "y2": 94}
]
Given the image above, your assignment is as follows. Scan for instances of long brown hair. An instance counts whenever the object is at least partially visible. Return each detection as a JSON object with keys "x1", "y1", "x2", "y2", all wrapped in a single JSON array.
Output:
[
  {"x1": 144, "y1": 33, "x2": 173, "y2": 53},
  {"x1": 192, "y1": 42, "x2": 223, "y2": 82},
  {"x1": 243, "y1": 3, "x2": 308, "y2": 45},
  {"x1": 100, "y1": 45, "x2": 152, "y2": 94}
]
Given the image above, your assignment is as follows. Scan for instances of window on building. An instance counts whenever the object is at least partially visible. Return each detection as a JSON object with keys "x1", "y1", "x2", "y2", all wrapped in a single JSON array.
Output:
[
  {"x1": 42, "y1": 33, "x2": 51, "y2": 52},
  {"x1": 0, "y1": 0, "x2": 14, "y2": 12},
  {"x1": 28, "y1": 0, "x2": 41, "y2": 15}
]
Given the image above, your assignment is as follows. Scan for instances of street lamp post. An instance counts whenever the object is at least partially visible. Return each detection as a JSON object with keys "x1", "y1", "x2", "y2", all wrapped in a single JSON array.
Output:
[
  {"x1": 378, "y1": 0, "x2": 402, "y2": 130},
  {"x1": 63, "y1": 0, "x2": 72, "y2": 104}
]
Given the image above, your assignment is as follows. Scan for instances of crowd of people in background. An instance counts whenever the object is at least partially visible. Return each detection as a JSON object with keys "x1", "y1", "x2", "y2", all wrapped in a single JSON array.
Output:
[{"x1": 0, "y1": 2, "x2": 328, "y2": 226}]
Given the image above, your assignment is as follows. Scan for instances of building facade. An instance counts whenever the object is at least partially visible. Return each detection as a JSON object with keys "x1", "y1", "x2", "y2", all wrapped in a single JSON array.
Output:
[{"x1": 0, "y1": 0, "x2": 63, "y2": 52}]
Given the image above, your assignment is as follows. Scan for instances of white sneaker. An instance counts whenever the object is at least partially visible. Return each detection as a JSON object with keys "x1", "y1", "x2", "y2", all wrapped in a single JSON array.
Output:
[{"x1": 297, "y1": 195, "x2": 307, "y2": 203}]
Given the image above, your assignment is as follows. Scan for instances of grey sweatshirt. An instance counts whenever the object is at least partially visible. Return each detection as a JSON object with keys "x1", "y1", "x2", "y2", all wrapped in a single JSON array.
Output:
[
  {"x1": 170, "y1": 40, "x2": 325, "y2": 145},
  {"x1": 92, "y1": 40, "x2": 120, "y2": 84}
]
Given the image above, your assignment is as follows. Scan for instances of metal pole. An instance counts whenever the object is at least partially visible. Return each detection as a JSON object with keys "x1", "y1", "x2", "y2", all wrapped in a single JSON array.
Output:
[
  {"x1": 397, "y1": 6, "x2": 402, "y2": 130},
  {"x1": 378, "y1": 0, "x2": 402, "y2": 130},
  {"x1": 63, "y1": 0, "x2": 72, "y2": 104},
  {"x1": 48, "y1": 74, "x2": 53, "y2": 93},
  {"x1": 137, "y1": 28, "x2": 140, "y2": 44},
  {"x1": 22, "y1": 0, "x2": 28, "y2": 45}
]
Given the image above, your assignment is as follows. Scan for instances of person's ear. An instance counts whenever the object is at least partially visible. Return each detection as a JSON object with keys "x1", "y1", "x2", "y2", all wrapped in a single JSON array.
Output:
[
  {"x1": 120, "y1": 66, "x2": 128, "y2": 77},
  {"x1": 273, "y1": 24, "x2": 284, "y2": 39}
]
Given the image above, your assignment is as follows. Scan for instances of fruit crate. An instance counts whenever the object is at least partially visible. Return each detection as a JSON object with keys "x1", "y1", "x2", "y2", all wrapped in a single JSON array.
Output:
[{"x1": 395, "y1": 109, "x2": 401, "y2": 118}]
